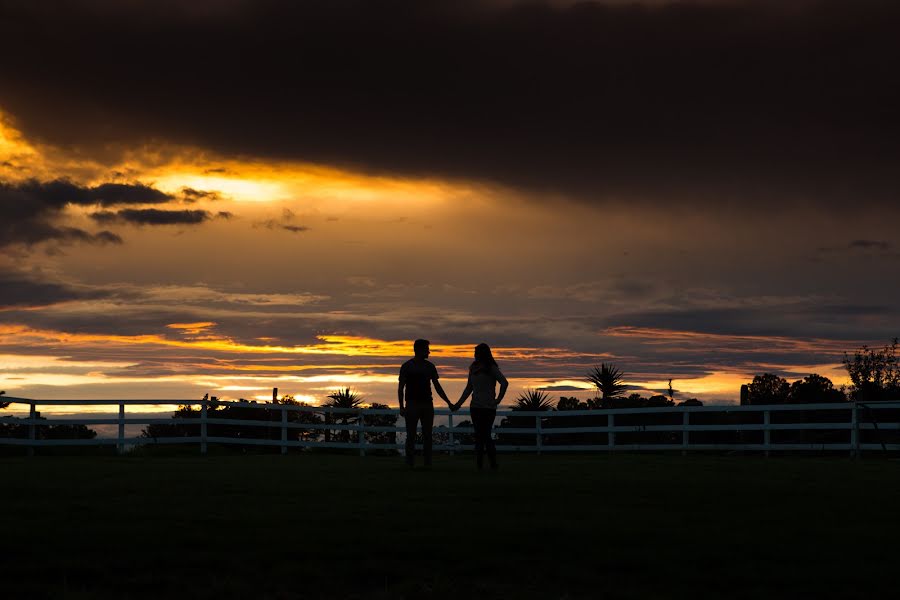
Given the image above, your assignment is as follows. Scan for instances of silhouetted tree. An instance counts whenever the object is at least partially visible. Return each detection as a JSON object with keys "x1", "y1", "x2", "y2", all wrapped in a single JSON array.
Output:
[
  {"x1": 556, "y1": 396, "x2": 588, "y2": 411},
  {"x1": 587, "y1": 363, "x2": 627, "y2": 402},
  {"x1": 788, "y1": 374, "x2": 847, "y2": 404},
  {"x1": 843, "y1": 339, "x2": 900, "y2": 402},
  {"x1": 0, "y1": 390, "x2": 8, "y2": 410},
  {"x1": 363, "y1": 402, "x2": 398, "y2": 452},
  {"x1": 646, "y1": 394, "x2": 675, "y2": 407},
  {"x1": 322, "y1": 388, "x2": 363, "y2": 443},
  {"x1": 498, "y1": 389, "x2": 555, "y2": 446},
  {"x1": 549, "y1": 396, "x2": 599, "y2": 446},
  {"x1": 513, "y1": 389, "x2": 556, "y2": 411},
  {"x1": 452, "y1": 419, "x2": 475, "y2": 445},
  {"x1": 275, "y1": 394, "x2": 323, "y2": 442},
  {"x1": 141, "y1": 393, "x2": 323, "y2": 451},
  {"x1": 43, "y1": 424, "x2": 96, "y2": 440},
  {"x1": 594, "y1": 392, "x2": 673, "y2": 410},
  {"x1": 746, "y1": 374, "x2": 790, "y2": 405},
  {"x1": 142, "y1": 400, "x2": 208, "y2": 439},
  {"x1": 1, "y1": 408, "x2": 97, "y2": 448},
  {"x1": 677, "y1": 398, "x2": 703, "y2": 407},
  {"x1": 432, "y1": 425, "x2": 452, "y2": 447}
]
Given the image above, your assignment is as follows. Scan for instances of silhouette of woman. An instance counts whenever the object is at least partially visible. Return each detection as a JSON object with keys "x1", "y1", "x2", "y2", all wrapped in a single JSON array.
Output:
[{"x1": 453, "y1": 343, "x2": 508, "y2": 470}]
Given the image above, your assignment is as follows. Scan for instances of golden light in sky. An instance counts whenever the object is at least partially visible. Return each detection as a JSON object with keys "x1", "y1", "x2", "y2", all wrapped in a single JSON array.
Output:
[{"x1": 0, "y1": 36, "x2": 890, "y2": 412}]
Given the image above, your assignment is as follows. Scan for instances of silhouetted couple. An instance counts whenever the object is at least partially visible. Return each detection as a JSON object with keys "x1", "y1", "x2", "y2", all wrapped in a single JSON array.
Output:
[{"x1": 398, "y1": 339, "x2": 508, "y2": 470}]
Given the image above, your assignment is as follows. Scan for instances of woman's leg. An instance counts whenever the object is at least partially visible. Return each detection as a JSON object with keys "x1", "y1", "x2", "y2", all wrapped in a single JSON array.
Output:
[
  {"x1": 483, "y1": 408, "x2": 498, "y2": 468},
  {"x1": 471, "y1": 408, "x2": 488, "y2": 469}
]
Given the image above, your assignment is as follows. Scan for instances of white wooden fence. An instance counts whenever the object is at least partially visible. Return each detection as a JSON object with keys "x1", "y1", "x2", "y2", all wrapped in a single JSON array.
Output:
[{"x1": 2, "y1": 396, "x2": 899, "y2": 456}]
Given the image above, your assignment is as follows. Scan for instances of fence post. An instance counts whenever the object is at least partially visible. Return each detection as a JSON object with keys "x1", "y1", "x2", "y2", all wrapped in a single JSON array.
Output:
[
  {"x1": 681, "y1": 409, "x2": 689, "y2": 456},
  {"x1": 536, "y1": 414, "x2": 543, "y2": 455},
  {"x1": 200, "y1": 398, "x2": 208, "y2": 455},
  {"x1": 607, "y1": 413, "x2": 615, "y2": 451},
  {"x1": 850, "y1": 402, "x2": 859, "y2": 459},
  {"x1": 358, "y1": 408, "x2": 366, "y2": 457},
  {"x1": 281, "y1": 405, "x2": 288, "y2": 455},
  {"x1": 763, "y1": 410, "x2": 771, "y2": 458},
  {"x1": 448, "y1": 411, "x2": 455, "y2": 456},
  {"x1": 118, "y1": 403, "x2": 125, "y2": 455},
  {"x1": 28, "y1": 402, "x2": 36, "y2": 457}
]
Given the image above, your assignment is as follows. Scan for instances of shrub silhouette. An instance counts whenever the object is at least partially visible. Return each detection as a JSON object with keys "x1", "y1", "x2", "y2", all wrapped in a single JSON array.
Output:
[
  {"x1": 844, "y1": 339, "x2": 900, "y2": 403},
  {"x1": 498, "y1": 389, "x2": 555, "y2": 446},
  {"x1": 586, "y1": 363, "x2": 627, "y2": 402}
]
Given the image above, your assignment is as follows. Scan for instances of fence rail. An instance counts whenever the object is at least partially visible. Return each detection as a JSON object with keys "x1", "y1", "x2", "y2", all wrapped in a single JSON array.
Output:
[{"x1": 2, "y1": 396, "x2": 899, "y2": 456}]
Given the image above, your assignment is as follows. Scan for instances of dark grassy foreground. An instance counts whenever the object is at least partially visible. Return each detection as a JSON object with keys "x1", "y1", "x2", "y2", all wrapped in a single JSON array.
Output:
[{"x1": 4, "y1": 453, "x2": 900, "y2": 599}]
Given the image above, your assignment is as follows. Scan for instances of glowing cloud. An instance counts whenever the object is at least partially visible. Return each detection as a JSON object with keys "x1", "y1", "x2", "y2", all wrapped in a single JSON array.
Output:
[
  {"x1": 0, "y1": 325, "x2": 598, "y2": 361},
  {"x1": 166, "y1": 321, "x2": 217, "y2": 335}
]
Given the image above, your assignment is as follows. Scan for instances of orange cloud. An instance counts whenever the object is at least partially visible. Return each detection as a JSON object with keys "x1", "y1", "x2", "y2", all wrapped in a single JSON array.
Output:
[
  {"x1": 603, "y1": 326, "x2": 858, "y2": 355},
  {"x1": 0, "y1": 324, "x2": 605, "y2": 361},
  {"x1": 166, "y1": 321, "x2": 217, "y2": 335}
]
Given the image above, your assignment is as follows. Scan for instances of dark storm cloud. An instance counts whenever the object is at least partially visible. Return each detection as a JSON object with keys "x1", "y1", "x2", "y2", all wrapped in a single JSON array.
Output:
[
  {"x1": 180, "y1": 187, "x2": 221, "y2": 202},
  {"x1": 90, "y1": 208, "x2": 213, "y2": 225},
  {"x1": 849, "y1": 240, "x2": 892, "y2": 251},
  {"x1": 0, "y1": 178, "x2": 217, "y2": 246},
  {"x1": 815, "y1": 239, "x2": 899, "y2": 261},
  {"x1": 0, "y1": 179, "x2": 169, "y2": 212},
  {"x1": 1, "y1": 0, "x2": 898, "y2": 208},
  {"x1": 89, "y1": 183, "x2": 171, "y2": 207},
  {"x1": 0, "y1": 179, "x2": 134, "y2": 247},
  {"x1": 0, "y1": 271, "x2": 108, "y2": 309},
  {"x1": 605, "y1": 300, "x2": 900, "y2": 343},
  {"x1": 254, "y1": 208, "x2": 309, "y2": 233}
]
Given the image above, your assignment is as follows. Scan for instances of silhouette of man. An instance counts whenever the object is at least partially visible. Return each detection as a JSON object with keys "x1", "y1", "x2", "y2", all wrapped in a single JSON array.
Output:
[{"x1": 398, "y1": 339, "x2": 453, "y2": 467}]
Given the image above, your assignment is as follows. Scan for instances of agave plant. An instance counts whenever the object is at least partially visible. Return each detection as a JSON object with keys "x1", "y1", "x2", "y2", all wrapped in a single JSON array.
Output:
[
  {"x1": 324, "y1": 388, "x2": 364, "y2": 409},
  {"x1": 587, "y1": 363, "x2": 627, "y2": 400},
  {"x1": 513, "y1": 388, "x2": 556, "y2": 411},
  {"x1": 323, "y1": 388, "x2": 364, "y2": 442}
]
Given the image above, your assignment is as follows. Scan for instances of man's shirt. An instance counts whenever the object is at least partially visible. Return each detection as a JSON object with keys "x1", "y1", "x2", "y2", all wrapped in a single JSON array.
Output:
[{"x1": 399, "y1": 358, "x2": 439, "y2": 405}]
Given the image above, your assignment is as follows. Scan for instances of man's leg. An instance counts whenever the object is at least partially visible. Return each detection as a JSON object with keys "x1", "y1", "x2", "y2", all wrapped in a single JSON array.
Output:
[
  {"x1": 420, "y1": 404, "x2": 434, "y2": 466},
  {"x1": 404, "y1": 406, "x2": 419, "y2": 466}
]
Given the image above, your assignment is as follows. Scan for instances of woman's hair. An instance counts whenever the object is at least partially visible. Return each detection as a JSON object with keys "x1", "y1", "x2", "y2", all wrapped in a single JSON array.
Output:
[{"x1": 470, "y1": 342, "x2": 498, "y2": 373}]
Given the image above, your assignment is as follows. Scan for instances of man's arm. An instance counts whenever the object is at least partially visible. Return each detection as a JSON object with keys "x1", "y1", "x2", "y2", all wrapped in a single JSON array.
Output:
[
  {"x1": 398, "y1": 366, "x2": 406, "y2": 416},
  {"x1": 433, "y1": 379, "x2": 453, "y2": 408}
]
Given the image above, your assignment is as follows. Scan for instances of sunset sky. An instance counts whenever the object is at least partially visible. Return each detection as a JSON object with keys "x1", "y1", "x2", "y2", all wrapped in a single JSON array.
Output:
[{"x1": 1, "y1": 0, "x2": 898, "y2": 410}]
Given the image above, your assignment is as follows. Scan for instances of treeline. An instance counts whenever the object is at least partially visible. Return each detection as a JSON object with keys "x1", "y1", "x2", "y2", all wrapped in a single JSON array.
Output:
[
  {"x1": 0, "y1": 417, "x2": 96, "y2": 442},
  {"x1": 0, "y1": 392, "x2": 99, "y2": 454},
  {"x1": 0, "y1": 391, "x2": 98, "y2": 444},
  {"x1": 2, "y1": 339, "x2": 897, "y2": 451},
  {"x1": 141, "y1": 390, "x2": 398, "y2": 452},
  {"x1": 743, "y1": 338, "x2": 900, "y2": 405},
  {"x1": 476, "y1": 339, "x2": 900, "y2": 447}
]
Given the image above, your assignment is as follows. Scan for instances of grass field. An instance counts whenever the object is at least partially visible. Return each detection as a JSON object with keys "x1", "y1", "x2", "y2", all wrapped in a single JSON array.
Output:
[{"x1": 5, "y1": 453, "x2": 900, "y2": 599}]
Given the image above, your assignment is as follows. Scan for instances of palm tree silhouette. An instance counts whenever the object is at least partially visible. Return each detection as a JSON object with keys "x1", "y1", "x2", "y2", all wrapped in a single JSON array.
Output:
[
  {"x1": 513, "y1": 389, "x2": 556, "y2": 411},
  {"x1": 323, "y1": 388, "x2": 364, "y2": 443},
  {"x1": 587, "y1": 364, "x2": 627, "y2": 403}
]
